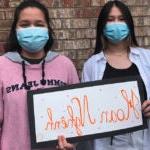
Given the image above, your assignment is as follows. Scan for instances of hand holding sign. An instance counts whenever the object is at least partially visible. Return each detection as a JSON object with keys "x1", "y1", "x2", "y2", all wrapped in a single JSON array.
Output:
[
  {"x1": 142, "y1": 100, "x2": 150, "y2": 118},
  {"x1": 56, "y1": 136, "x2": 75, "y2": 150}
]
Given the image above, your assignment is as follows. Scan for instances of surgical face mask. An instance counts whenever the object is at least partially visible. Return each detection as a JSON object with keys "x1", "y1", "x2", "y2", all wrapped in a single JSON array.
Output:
[
  {"x1": 103, "y1": 22, "x2": 130, "y2": 44},
  {"x1": 16, "y1": 27, "x2": 49, "y2": 53}
]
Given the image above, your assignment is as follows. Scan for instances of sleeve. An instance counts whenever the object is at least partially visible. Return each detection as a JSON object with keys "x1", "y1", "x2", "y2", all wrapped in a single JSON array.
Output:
[
  {"x1": 81, "y1": 61, "x2": 92, "y2": 83},
  {"x1": 67, "y1": 59, "x2": 79, "y2": 85},
  {"x1": 0, "y1": 80, "x2": 3, "y2": 150}
]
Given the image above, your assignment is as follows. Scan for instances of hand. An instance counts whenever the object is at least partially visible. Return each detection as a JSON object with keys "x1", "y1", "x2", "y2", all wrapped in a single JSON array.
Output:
[
  {"x1": 142, "y1": 100, "x2": 150, "y2": 118},
  {"x1": 56, "y1": 135, "x2": 75, "y2": 150}
]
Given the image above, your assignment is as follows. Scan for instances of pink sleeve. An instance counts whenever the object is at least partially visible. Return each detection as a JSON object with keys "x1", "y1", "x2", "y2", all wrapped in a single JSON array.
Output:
[
  {"x1": 0, "y1": 80, "x2": 3, "y2": 150},
  {"x1": 67, "y1": 60, "x2": 79, "y2": 85}
]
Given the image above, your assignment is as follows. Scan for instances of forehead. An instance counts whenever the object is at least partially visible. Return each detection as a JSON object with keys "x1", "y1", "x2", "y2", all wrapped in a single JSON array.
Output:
[
  {"x1": 109, "y1": 6, "x2": 123, "y2": 16},
  {"x1": 18, "y1": 7, "x2": 45, "y2": 21}
]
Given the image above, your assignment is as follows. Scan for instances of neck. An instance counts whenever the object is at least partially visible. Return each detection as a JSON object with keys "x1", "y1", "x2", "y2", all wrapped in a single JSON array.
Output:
[
  {"x1": 105, "y1": 41, "x2": 129, "y2": 55},
  {"x1": 21, "y1": 50, "x2": 45, "y2": 59}
]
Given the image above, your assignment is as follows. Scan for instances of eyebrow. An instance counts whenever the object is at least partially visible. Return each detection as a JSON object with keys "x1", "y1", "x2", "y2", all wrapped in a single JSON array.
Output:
[
  {"x1": 108, "y1": 15, "x2": 123, "y2": 17},
  {"x1": 18, "y1": 20, "x2": 45, "y2": 23}
]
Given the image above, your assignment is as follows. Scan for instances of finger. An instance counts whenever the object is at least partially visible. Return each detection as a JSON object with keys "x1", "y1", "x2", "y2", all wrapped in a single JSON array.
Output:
[
  {"x1": 142, "y1": 101, "x2": 150, "y2": 110},
  {"x1": 63, "y1": 138, "x2": 74, "y2": 149},
  {"x1": 144, "y1": 112, "x2": 150, "y2": 118},
  {"x1": 60, "y1": 136, "x2": 74, "y2": 150},
  {"x1": 56, "y1": 145, "x2": 59, "y2": 149},
  {"x1": 58, "y1": 136, "x2": 64, "y2": 149},
  {"x1": 64, "y1": 143, "x2": 74, "y2": 149},
  {"x1": 143, "y1": 105, "x2": 150, "y2": 114},
  {"x1": 60, "y1": 136, "x2": 66, "y2": 144}
]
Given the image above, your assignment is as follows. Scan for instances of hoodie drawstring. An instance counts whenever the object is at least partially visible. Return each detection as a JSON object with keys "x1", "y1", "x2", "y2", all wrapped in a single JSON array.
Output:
[
  {"x1": 22, "y1": 60, "x2": 46, "y2": 90},
  {"x1": 40, "y1": 59, "x2": 46, "y2": 86}
]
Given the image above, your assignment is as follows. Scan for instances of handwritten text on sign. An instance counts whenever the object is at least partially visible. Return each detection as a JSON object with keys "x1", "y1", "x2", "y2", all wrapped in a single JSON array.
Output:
[{"x1": 33, "y1": 81, "x2": 142, "y2": 143}]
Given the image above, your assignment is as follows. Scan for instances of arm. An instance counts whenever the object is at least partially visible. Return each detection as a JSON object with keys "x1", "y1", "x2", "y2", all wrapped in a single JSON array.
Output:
[
  {"x1": 67, "y1": 59, "x2": 79, "y2": 84},
  {"x1": 142, "y1": 100, "x2": 150, "y2": 118},
  {"x1": 81, "y1": 61, "x2": 92, "y2": 82},
  {"x1": 0, "y1": 80, "x2": 4, "y2": 150}
]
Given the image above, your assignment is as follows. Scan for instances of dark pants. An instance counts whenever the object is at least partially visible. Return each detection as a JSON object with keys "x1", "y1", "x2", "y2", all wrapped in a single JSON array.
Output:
[{"x1": 76, "y1": 141, "x2": 93, "y2": 150}]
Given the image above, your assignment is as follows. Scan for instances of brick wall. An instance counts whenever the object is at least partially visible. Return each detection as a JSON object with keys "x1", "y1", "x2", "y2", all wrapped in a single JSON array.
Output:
[{"x1": 0, "y1": 0, "x2": 150, "y2": 76}]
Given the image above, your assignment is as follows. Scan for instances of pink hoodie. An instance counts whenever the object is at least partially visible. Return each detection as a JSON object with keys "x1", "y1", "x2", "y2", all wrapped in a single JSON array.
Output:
[{"x1": 0, "y1": 51, "x2": 79, "y2": 150}]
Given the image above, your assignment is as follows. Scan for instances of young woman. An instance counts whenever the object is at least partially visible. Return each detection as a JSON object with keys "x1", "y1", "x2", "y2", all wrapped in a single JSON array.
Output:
[
  {"x1": 82, "y1": 1, "x2": 150, "y2": 150},
  {"x1": 0, "y1": 1, "x2": 79, "y2": 150}
]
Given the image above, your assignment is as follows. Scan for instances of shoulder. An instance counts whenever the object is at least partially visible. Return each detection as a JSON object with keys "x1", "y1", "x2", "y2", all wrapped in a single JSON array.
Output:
[
  {"x1": 46, "y1": 51, "x2": 75, "y2": 67},
  {"x1": 0, "y1": 54, "x2": 12, "y2": 76},
  {"x1": 49, "y1": 54, "x2": 76, "y2": 70},
  {"x1": 131, "y1": 47, "x2": 150, "y2": 55},
  {"x1": 0, "y1": 54, "x2": 9, "y2": 65},
  {"x1": 131, "y1": 47, "x2": 150, "y2": 66},
  {"x1": 131, "y1": 47, "x2": 150, "y2": 63},
  {"x1": 56, "y1": 55, "x2": 75, "y2": 66},
  {"x1": 83, "y1": 53, "x2": 102, "y2": 68}
]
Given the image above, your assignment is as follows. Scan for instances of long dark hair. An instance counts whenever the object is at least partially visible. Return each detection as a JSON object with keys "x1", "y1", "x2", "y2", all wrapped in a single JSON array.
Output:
[
  {"x1": 94, "y1": 0, "x2": 138, "y2": 54},
  {"x1": 6, "y1": 0, "x2": 54, "y2": 53}
]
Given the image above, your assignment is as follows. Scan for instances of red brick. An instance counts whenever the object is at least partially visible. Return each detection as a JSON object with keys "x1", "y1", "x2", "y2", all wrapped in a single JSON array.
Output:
[
  {"x1": 9, "y1": 0, "x2": 21, "y2": 8},
  {"x1": 76, "y1": 59, "x2": 85, "y2": 70},
  {"x1": 90, "y1": 18, "x2": 98, "y2": 28},
  {"x1": 61, "y1": 50, "x2": 77, "y2": 59},
  {"x1": 62, "y1": 19, "x2": 90, "y2": 29},
  {"x1": 144, "y1": 37, "x2": 150, "y2": 46},
  {"x1": 54, "y1": 29, "x2": 76, "y2": 39},
  {"x1": 0, "y1": 42, "x2": 6, "y2": 53},
  {"x1": 133, "y1": 17, "x2": 144, "y2": 26},
  {"x1": 0, "y1": 20, "x2": 12, "y2": 29},
  {"x1": 0, "y1": 31, "x2": 9, "y2": 42},
  {"x1": 0, "y1": 11, "x2": 5, "y2": 19},
  {"x1": 5, "y1": 9, "x2": 15, "y2": 19},
  {"x1": 136, "y1": 37, "x2": 144, "y2": 46},
  {"x1": 39, "y1": 0, "x2": 54, "y2": 7},
  {"x1": 75, "y1": 7, "x2": 100, "y2": 18},
  {"x1": 76, "y1": 29, "x2": 96, "y2": 39},
  {"x1": 135, "y1": 26, "x2": 150, "y2": 36},
  {"x1": 51, "y1": 19, "x2": 62, "y2": 29},
  {"x1": 130, "y1": 6, "x2": 149, "y2": 17},
  {"x1": 91, "y1": 0, "x2": 107, "y2": 6},
  {"x1": 74, "y1": 0, "x2": 91, "y2": 7},
  {"x1": 62, "y1": 0, "x2": 74, "y2": 7},
  {"x1": 143, "y1": 17, "x2": 150, "y2": 26},
  {"x1": 77, "y1": 49, "x2": 93, "y2": 59},
  {"x1": 91, "y1": 39, "x2": 96, "y2": 48},
  {"x1": 63, "y1": 39, "x2": 91, "y2": 50},
  {"x1": 49, "y1": 8, "x2": 75, "y2": 18},
  {"x1": 0, "y1": 0, "x2": 9, "y2": 8},
  {"x1": 51, "y1": 40, "x2": 63, "y2": 51},
  {"x1": 123, "y1": 0, "x2": 150, "y2": 6}
]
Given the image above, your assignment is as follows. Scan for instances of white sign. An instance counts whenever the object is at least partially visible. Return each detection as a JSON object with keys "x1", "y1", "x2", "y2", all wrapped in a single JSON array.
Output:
[{"x1": 27, "y1": 77, "x2": 146, "y2": 148}]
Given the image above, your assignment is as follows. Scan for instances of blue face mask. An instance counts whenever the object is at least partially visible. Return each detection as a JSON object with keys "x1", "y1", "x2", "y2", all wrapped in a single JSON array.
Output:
[
  {"x1": 103, "y1": 22, "x2": 129, "y2": 44},
  {"x1": 16, "y1": 27, "x2": 49, "y2": 53}
]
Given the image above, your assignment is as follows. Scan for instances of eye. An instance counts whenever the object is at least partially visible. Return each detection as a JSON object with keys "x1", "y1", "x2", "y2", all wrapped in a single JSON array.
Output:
[
  {"x1": 107, "y1": 19, "x2": 114, "y2": 22},
  {"x1": 107, "y1": 17, "x2": 115, "y2": 22},
  {"x1": 35, "y1": 24, "x2": 45, "y2": 27},
  {"x1": 119, "y1": 17, "x2": 125, "y2": 21},
  {"x1": 34, "y1": 21, "x2": 47, "y2": 27},
  {"x1": 19, "y1": 24, "x2": 30, "y2": 28},
  {"x1": 17, "y1": 20, "x2": 31, "y2": 28}
]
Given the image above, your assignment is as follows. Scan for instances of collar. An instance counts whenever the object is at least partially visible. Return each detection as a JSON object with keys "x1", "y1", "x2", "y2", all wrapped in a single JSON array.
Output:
[
  {"x1": 130, "y1": 47, "x2": 140, "y2": 56},
  {"x1": 95, "y1": 47, "x2": 140, "y2": 62},
  {"x1": 95, "y1": 51, "x2": 106, "y2": 62}
]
